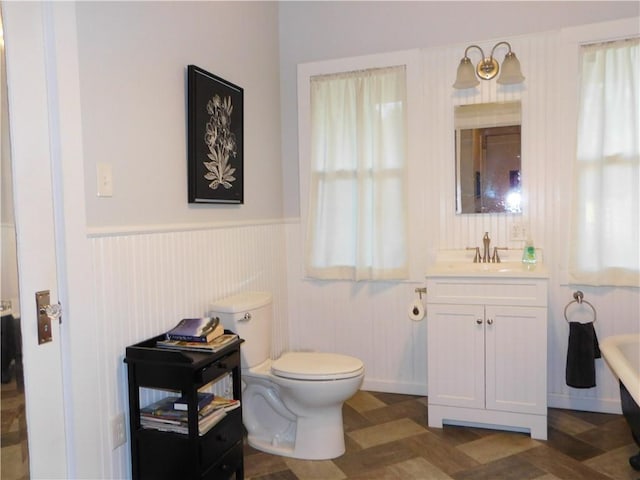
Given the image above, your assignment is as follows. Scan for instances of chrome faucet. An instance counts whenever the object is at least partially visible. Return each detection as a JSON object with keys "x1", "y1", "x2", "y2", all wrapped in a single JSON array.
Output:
[
  {"x1": 482, "y1": 232, "x2": 491, "y2": 263},
  {"x1": 467, "y1": 232, "x2": 506, "y2": 263}
]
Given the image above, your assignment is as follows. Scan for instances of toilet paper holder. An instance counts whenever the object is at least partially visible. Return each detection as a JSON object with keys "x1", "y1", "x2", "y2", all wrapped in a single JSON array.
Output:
[
  {"x1": 414, "y1": 287, "x2": 427, "y2": 299},
  {"x1": 409, "y1": 288, "x2": 427, "y2": 321}
]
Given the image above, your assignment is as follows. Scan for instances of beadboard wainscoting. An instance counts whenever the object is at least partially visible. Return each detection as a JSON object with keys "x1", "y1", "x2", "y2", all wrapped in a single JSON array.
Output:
[
  {"x1": 422, "y1": 33, "x2": 559, "y2": 259},
  {"x1": 285, "y1": 220, "x2": 639, "y2": 414},
  {"x1": 285, "y1": 218, "x2": 428, "y2": 396},
  {"x1": 547, "y1": 285, "x2": 640, "y2": 413},
  {"x1": 89, "y1": 221, "x2": 289, "y2": 478},
  {"x1": 288, "y1": 27, "x2": 639, "y2": 415}
]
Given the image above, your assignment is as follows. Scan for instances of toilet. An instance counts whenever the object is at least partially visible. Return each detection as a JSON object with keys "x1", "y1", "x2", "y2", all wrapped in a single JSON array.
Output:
[{"x1": 209, "y1": 291, "x2": 364, "y2": 460}]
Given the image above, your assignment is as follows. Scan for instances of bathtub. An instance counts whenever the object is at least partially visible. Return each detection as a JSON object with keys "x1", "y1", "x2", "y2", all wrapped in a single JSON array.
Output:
[
  {"x1": 601, "y1": 334, "x2": 640, "y2": 470},
  {"x1": 601, "y1": 334, "x2": 640, "y2": 406}
]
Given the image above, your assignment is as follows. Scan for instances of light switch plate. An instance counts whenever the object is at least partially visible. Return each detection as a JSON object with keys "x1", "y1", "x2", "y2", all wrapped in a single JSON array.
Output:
[{"x1": 97, "y1": 162, "x2": 113, "y2": 197}]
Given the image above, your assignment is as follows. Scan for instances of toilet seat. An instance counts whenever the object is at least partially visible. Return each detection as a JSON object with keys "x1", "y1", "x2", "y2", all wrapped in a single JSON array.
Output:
[{"x1": 271, "y1": 352, "x2": 364, "y2": 381}]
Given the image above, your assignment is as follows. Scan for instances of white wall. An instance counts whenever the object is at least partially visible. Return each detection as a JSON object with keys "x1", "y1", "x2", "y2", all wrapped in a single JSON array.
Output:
[
  {"x1": 279, "y1": 1, "x2": 640, "y2": 216},
  {"x1": 42, "y1": 3, "x2": 288, "y2": 478},
  {"x1": 280, "y1": 2, "x2": 640, "y2": 413},
  {"x1": 76, "y1": 1, "x2": 283, "y2": 229}
]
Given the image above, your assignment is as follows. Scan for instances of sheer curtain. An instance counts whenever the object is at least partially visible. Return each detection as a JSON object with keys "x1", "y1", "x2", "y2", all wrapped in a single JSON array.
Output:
[
  {"x1": 569, "y1": 38, "x2": 640, "y2": 286},
  {"x1": 305, "y1": 66, "x2": 408, "y2": 281}
]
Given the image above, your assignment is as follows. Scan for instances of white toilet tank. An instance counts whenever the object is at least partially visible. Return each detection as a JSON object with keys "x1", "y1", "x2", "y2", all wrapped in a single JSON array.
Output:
[{"x1": 209, "y1": 291, "x2": 272, "y2": 368}]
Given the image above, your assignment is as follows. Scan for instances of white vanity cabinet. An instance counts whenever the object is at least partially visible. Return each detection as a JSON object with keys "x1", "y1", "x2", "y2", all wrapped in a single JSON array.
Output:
[{"x1": 426, "y1": 274, "x2": 548, "y2": 440}]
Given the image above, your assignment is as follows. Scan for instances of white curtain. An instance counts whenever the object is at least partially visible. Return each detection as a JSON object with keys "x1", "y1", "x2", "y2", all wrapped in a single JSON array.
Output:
[
  {"x1": 569, "y1": 38, "x2": 640, "y2": 286},
  {"x1": 305, "y1": 66, "x2": 408, "y2": 281}
]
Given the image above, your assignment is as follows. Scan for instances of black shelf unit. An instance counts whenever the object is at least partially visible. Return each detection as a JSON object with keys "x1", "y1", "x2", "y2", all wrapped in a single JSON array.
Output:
[{"x1": 125, "y1": 333, "x2": 244, "y2": 480}]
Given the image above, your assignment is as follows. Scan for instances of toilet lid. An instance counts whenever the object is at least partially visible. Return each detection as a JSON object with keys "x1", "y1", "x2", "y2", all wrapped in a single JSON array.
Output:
[{"x1": 271, "y1": 352, "x2": 364, "y2": 381}]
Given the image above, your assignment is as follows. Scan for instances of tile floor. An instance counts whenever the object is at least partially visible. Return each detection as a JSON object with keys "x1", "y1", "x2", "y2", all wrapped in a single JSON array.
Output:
[
  {"x1": 243, "y1": 391, "x2": 640, "y2": 480},
  {"x1": 1, "y1": 367, "x2": 29, "y2": 480},
  {"x1": 1, "y1": 388, "x2": 638, "y2": 479}
]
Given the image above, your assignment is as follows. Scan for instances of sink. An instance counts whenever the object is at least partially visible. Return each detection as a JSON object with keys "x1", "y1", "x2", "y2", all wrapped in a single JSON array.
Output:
[{"x1": 426, "y1": 249, "x2": 549, "y2": 278}]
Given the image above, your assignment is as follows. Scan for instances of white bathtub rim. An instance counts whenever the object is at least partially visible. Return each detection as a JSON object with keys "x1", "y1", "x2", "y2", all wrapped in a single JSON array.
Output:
[{"x1": 601, "y1": 333, "x2": 640, "y2": 406}]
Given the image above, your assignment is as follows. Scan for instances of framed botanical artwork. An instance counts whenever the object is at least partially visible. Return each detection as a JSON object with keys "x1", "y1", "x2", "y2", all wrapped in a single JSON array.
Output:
[{"x1": 187, "y1": 65, "x2": 244, "y2": 204}]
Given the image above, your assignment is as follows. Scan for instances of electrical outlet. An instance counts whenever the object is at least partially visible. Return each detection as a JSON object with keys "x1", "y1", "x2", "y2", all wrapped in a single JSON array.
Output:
[
  {"x1": 510, "y1": 223, "x2": 527, "y2": 241},
  {"x1": 111, "y1": 413, "x2": 126, "y2": 450}
]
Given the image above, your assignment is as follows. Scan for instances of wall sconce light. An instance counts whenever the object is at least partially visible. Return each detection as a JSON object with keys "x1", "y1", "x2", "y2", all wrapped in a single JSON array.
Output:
[{"x1": 453, "y1": 41, "x2": 525, "y2": 89}]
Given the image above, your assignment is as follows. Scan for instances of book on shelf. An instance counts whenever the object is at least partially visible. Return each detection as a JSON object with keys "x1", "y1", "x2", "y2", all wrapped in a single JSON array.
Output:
[
  {"x1": 165, "y1": 317, "x2": 224, "y2": 343},
  {"x1": 140, "y1": 395, "x2": 238, "y2": 436},
  {"x1": 198, "y1": 408, "x2": 228, "y2": 435},
  {"x1": 173, "y1": 392, "x2": 215, "y2": 411},
  {"x1": 202, "y1": 395, "x2": 241, "y2": 414},
  {"x1": 156, "y1": 333, "x2": 239, "y2": 353},
  {"x1": 141, "y1": 408, "x2": 227, "y2": 436},
  {"x1": 140, "y1": 396, "x2": 184, "y2": 421}
]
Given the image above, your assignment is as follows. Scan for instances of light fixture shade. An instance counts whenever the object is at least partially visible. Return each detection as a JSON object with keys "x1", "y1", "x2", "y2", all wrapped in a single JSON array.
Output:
[
  {"x1": 453, "y1": 57, "x2": 480, "y2": 89},
  {"x1": 497, "y1": 52, "x2": 525, "y2": 85}
]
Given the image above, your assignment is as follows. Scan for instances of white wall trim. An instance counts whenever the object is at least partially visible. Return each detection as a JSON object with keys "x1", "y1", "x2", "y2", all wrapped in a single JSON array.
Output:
[
  {"x1": 548, "y1": 393, "x2": 622, "y2": 415},
  {"x1": 297, "y1": 48, "x2": 428, "y2": 282},
  {"x1": 363, "y1": 379, "x2": 428, "y2": 396},
  {"x1": 86, "y1": 216, "x2": 298, "y2": 238}
]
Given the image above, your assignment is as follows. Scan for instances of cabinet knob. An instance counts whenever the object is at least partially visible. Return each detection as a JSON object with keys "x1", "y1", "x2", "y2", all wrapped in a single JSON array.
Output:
[
  {"x1": 487, "y1": 318, "x2": 494, "y2": 325},
  {"x1": 476, "y1": 318, "x2": 483, "y2": 325}
]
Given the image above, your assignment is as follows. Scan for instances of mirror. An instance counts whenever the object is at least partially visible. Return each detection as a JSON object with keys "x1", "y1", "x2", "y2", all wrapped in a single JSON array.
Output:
[{"x1": 455, "y1": 101, "x2": 521, "y2": 214}]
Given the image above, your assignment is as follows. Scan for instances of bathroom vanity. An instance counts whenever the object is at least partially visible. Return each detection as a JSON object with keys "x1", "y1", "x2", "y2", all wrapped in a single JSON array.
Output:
[{"x1": 426, "y1": 252, "x2": 549, "y2": 439}]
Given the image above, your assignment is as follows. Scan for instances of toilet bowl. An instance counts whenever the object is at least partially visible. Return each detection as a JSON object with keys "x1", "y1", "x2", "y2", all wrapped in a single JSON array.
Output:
[{"x1": 209, "y1": 292, "x2": 365, "y2": 460}]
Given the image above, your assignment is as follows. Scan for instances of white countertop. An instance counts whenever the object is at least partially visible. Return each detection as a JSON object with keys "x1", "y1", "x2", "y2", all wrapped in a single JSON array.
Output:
[{"x1": 426, "y1": 249, "x2": 549, "y2": 278}]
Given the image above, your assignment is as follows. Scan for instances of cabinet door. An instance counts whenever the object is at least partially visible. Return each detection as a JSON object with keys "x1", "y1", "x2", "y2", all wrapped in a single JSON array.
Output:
[
  {"x1": 427, "y1": 304, "x2": 485, "y2": 409},
  {"x1": 485, "y1": 305, "x2": 546, "y2": 414}
]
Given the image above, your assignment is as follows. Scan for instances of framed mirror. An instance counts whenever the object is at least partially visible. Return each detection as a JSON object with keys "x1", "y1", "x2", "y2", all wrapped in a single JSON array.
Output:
[{"x1": 455, "y1": 101, "x2": 521, "y2": 214}]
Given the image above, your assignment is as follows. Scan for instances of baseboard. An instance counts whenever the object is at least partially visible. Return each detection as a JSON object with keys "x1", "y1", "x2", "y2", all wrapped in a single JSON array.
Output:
[
  {"x1": 548, "y1": 393, "x2": 622, "y2": 414},
  {"x1": 359, "y1": 379, "x2": 625, "y2": 415},
  {"x1": 359, "y1": 384, "x2": 623, "y2": 415},
  {"x1": 361, "y1": 379, "x2": 427, "y2": 396}
]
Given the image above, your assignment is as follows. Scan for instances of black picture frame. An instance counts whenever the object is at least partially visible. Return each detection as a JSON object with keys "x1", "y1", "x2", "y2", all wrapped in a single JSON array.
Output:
[{"x1": 188, "y1": 65, "x2": 244, "y2": 204}]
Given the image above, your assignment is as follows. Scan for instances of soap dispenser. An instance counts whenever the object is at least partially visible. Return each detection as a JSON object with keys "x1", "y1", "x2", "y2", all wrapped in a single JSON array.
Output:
[{"x1": 522, "y1": 239, "x2": 537, "y2": 265}]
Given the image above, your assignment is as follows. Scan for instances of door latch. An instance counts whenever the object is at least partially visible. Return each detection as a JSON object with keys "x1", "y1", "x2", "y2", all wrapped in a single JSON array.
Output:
[{"x1": 35, "y1": 290, "x2": 62, "y2": 345}]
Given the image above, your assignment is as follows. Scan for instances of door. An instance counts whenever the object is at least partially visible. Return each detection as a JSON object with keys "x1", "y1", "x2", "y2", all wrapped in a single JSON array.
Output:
[
  {"x1": 427, "y1": 304, "x2": 485, "y2": 409},
  {"x1": 2, "y1": 2, "x2": 68, "y2": 477},
  {"x1": 485, "y1": 305, "x2": 547, "y2": 414}
]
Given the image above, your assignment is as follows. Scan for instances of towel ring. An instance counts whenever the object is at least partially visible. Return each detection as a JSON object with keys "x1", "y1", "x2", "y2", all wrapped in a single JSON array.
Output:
[{"x1": 564, "y1": 290, "x2": 597, "y2": 323}]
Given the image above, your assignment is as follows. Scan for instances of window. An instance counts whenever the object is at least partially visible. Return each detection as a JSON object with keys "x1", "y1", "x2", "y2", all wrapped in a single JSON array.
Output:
[
  {"x1": 304, "y1": 66, "x2": 408, "y2": 281},
  {"x1": 569, "y1": 38, "x2": 639, "y2": 286}
]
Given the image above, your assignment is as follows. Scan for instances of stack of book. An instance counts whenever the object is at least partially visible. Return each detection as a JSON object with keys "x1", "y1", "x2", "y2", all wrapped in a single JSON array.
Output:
[
  {"x1": 156, "y1": 317, "x2": 238, "y2": 352},
  {"x1": 140, "y1": 393, "x2": 241, "y2": 436}
]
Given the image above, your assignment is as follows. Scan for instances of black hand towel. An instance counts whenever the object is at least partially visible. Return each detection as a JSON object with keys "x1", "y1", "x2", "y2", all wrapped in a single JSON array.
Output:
[{"x1": 566, "y1": 321, "x2": 601, "y2": 388}]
